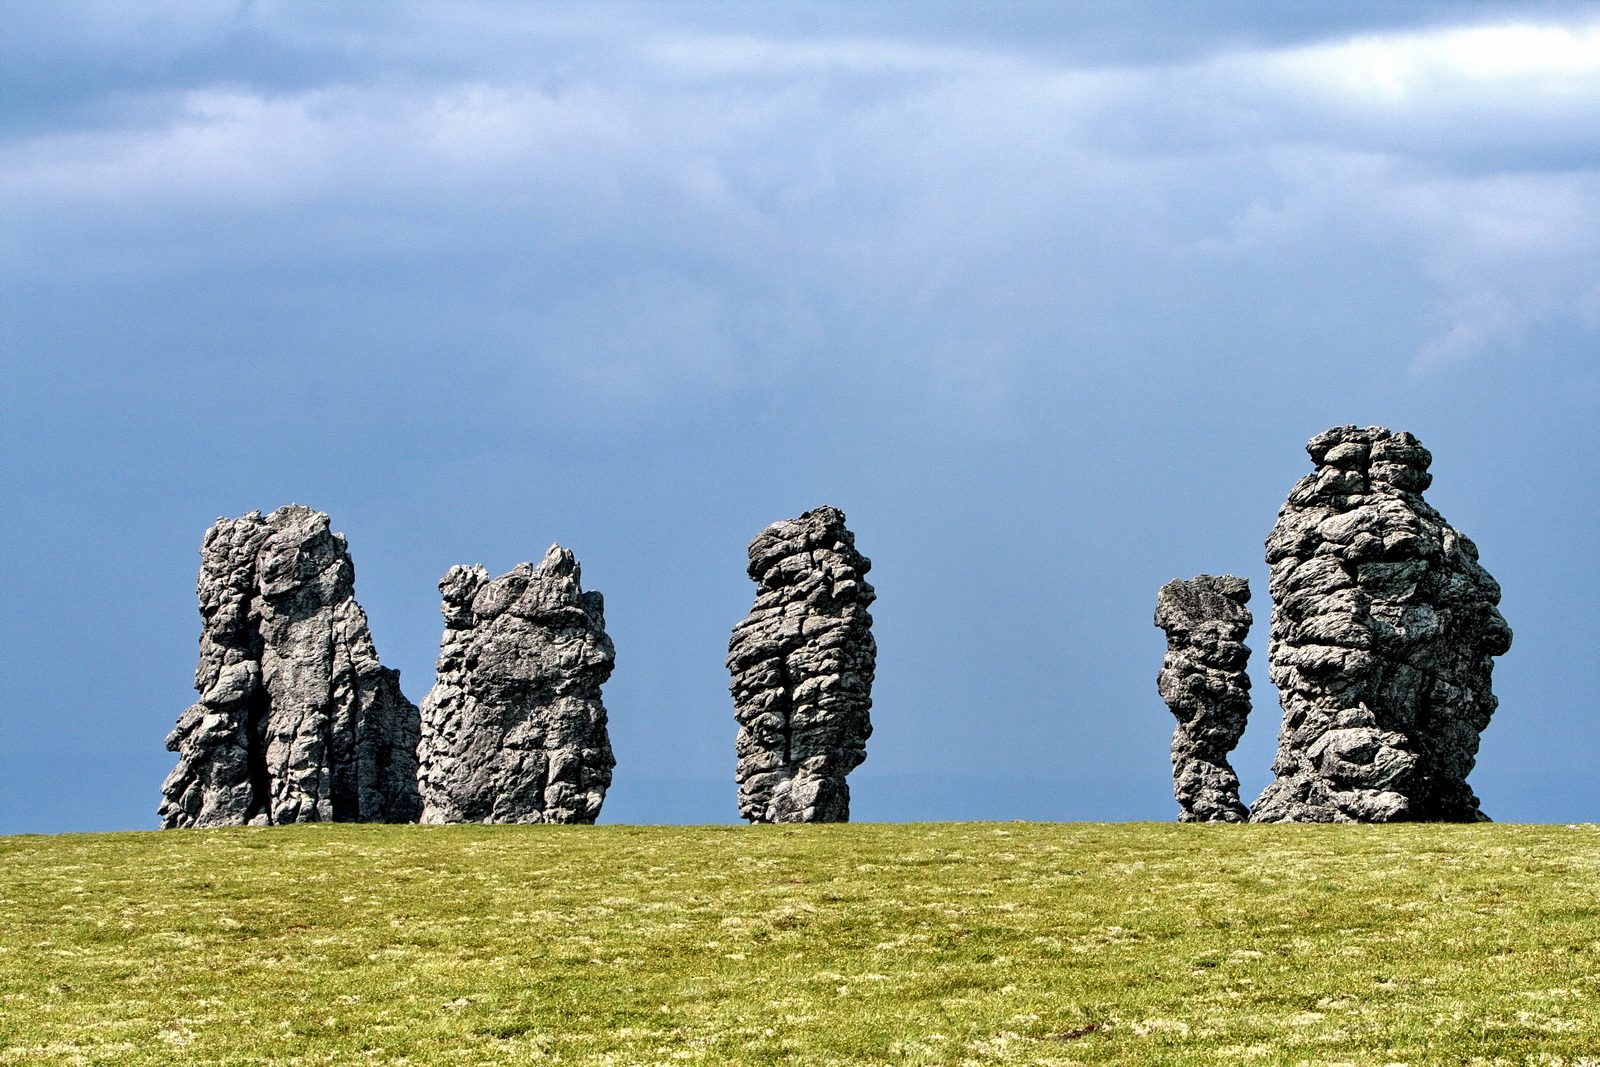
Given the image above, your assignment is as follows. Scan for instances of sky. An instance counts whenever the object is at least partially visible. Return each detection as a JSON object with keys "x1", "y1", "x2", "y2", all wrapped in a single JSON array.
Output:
[{"x1": 2, "y1": 0, "x2": 1596, "y2": 834}]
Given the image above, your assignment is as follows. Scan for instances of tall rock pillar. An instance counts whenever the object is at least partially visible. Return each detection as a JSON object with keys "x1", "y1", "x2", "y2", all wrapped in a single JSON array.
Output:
[
  {"x1": 159, "y1": 505, "x2": 421, "y2": 828},
  {"x1": 1251, "y1": 426, "x2": 1512, "y2": 823},
  {"x1": 417, "y1": 545, "x2": 616, "y2": 824},
  {"x1": 728, "y1": 506, "x2": 875, "y2": 823},
  {"x1": 1155, "y1": 575, "x2": 1252, "y2": 822}
]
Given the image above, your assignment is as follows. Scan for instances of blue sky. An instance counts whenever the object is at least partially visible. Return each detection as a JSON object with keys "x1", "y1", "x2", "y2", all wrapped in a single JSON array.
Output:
[{"x1": 2, "y1": 0, "x2": 1595, "y2": 833}]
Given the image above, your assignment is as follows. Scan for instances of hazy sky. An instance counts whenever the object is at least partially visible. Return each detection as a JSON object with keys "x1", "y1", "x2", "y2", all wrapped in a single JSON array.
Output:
[{"x1": 3, "y1": 0, "x2": 1596, "y2": 833}]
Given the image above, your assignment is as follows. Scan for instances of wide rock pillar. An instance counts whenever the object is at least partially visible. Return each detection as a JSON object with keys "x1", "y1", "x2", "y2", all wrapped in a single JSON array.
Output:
[
  {"x1": 417, "y1": 545, "x2": 616, "y2": 824},
  {"x1": 1251, "y1": 426, "x2": 1512, "y2": 823},
  {"x1": 159, "y1": 505, "x2": 421, "y2": 828}
]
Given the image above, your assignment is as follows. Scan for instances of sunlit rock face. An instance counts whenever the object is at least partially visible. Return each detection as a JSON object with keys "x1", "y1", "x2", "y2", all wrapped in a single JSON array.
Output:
[
  {"x1": 417, "y1": 545, "x2": 615, "y2": 825},
  {"x1": 1251, "y1": 426, "x2": 1512, "y2": 824},
  {"x1": 728, "y1": 506, "x2": 875, "y2": 824},
  {"x1": 1156, "y1": 575, "x2": 1253, "y2": 823},
  {"x1": 159, "y1": 505, "x2": 421, "y2": 828}
]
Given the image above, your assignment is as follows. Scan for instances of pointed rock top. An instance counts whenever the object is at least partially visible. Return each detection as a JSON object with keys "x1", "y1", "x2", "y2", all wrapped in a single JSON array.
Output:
[{"x1": 534, "y1": 542, "x2": 580, "y2": 581}]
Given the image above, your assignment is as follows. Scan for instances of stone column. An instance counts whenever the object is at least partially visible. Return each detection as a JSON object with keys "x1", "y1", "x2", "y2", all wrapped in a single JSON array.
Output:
[
  {"x1": 1156, "y1": 574, "x2": 1252, "y2": 822},
  {"x1": 417, "y1": 545, "x2": 615, "y2": 824},
  {"x1": 160, "y1": 505, "x2": 421, "y2": 828},
  {"x1": 728, "y1": 506, "x2": 875, "y2": 823},
  {"x1": 1251, "y1": 426, "x2": 1512, "y2": 823}
]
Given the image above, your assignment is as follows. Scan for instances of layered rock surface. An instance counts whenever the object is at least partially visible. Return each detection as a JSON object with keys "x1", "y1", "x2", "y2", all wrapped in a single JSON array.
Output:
[
  {"x1": 417, "y1": 545, "x2": 615, "y2": 824},
  {"x1": 1156, "y1": 575, "x2": 1253, "y2": 822},
  {"x1": 728, "y1": 506, "x2": 875, "y2": 823},
  {"x1": 1251, "y1": 426, "x2": 1512, "y2": 823},
  {"x1": 159, "y1": 505, "x2": 421, "y2": 828}
]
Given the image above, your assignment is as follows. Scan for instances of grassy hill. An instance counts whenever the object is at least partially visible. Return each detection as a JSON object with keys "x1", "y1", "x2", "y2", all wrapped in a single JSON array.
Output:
[{"x1": 2, "y1": 822, "x2": 1597, "y2": 1065}]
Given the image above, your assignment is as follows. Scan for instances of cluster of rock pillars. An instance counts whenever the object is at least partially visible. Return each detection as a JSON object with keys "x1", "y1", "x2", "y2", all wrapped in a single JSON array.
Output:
[{"x1": 160, "y1": 426, "x2": 1510, "y2": 829}]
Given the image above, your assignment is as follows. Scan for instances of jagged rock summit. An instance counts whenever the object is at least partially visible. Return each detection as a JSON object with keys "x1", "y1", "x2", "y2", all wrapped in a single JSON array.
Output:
[
  {"x1": 1251, "y1": 426, "x2": 1512, "y2": 823},
  {"x1": 159, "y1": 505, "x2": 421, "y2": 828},
  {"x1": 728, "y1": 506, "x2": 876, "y2": 823},
  {"x1": 1155, "y1": 574, "x2": 1253, "y2": 822},
  {"x1": 417, "y1": 544, "x2": 616, "y2": 824}
]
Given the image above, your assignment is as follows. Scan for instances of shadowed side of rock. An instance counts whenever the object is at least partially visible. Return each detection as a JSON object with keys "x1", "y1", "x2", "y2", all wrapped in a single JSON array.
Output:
[
  {"x1": 1155, "y1": 575, "x2": 1252, "y2": 822},
  {"x1": 1251, "y1": 426, "x2": 1512, "y2": 824},
  {"x1": 159, "y1": 505, "x2": 421, "y2": 828},
  {"x1": 417, "y1": 545, "x2": 615, "y2": 824},
  {"x1": 728, "y1": 506, "x2": 875, "y2": 823}
]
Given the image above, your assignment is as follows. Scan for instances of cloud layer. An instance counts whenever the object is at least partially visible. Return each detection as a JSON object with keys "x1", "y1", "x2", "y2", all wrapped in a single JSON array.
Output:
[{"x1": 7, "y1": 5, "x2": 1600, "y2": 386}]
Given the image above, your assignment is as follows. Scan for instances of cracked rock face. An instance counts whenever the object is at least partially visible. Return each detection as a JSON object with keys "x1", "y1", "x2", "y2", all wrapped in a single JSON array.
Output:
[
  {"x1": 728, "y1": 506, "x2": 875, "y2": 823},
  {"x1": 417, "y1": 545, "x2": 615, "y2": 824},
  {"x1": 1156, "y1": 575, "x2": 1252, "y2": 823},
  {"x1": 159, "y1": 505, "x2": 421, "y2": 828},
  {"x1": 1251, "y1": 426, "x2": 1512, "y2": 823}
]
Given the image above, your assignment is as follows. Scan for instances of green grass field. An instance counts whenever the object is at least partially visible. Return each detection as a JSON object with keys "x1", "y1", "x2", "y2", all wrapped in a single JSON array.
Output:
[{"x1": 2, "y1": 822, "x2": 1597, "y2": 1066}]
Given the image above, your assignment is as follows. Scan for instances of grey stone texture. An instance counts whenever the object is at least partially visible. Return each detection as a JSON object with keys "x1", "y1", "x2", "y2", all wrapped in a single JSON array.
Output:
[
  {"x1": 159, "y1": 505, "x2": 421, "y2": 828},
  {"x1": 417, "y1": 545, "x2": 615, "y2": 824},
  {"x1": 1155, "y1": 574, "x2": 1253, "y2": 823},
  {"x1": 728, "y1": 506, "x2": 875, "y2": 823},
  {"x1": 1251, "y1": 426, "x2": 1512, "y2": 823}
]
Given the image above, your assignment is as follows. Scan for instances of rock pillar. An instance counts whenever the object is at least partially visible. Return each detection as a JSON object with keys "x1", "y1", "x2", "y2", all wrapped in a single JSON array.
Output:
[
  {"x1": 159, "y1": 505, "x2": 421, "y2": 828},
  {"x1": 728, "y1": 506, "x2": 875, "y2": 823},
  {"x1": 1251, "y1": 426, "x2": 1512, "y2": 823},
  {"x1": 417, "y1": 545, "x2": 615, "y2": 824},
  {"x1": 1155, "y1": 574, "x2": 1252, "y2": 822}
]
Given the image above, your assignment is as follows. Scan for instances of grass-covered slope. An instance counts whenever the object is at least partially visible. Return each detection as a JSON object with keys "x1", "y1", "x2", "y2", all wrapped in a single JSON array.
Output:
[{"x1": 2, "y1": 822, "x2": 1597, "y2": 1065}]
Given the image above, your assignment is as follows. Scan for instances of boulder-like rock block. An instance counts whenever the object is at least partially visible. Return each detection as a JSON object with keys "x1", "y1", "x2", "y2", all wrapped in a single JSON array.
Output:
[
  {"x1": 417, "y1": 545, "x2": 615, "y2": 824},
  {"x1": 728, "y1": 506, "x2": 876, "y2": 823},
  {"x1": 159, "y1": 505, "x2": 421, "y2": 828},
  {"x1": 1156, "y1": 574, "x2": 1252, "y2": 822},
  {"x1": 1251, "y1": 426, "x2": 1512, "y2": 823}
]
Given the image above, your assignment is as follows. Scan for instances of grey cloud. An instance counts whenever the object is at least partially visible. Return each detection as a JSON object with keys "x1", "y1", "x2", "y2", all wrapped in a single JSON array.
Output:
[
  {"x1": 10, "y1": 0, "x2": 1595, "y2": 141},
  {"x1": 5, "y1": 6, "x2": 1599, "y2": 396}
]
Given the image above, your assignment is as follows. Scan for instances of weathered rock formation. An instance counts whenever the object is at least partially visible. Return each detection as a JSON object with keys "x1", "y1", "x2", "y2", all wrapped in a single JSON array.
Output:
[
  {"x1": 728, "y1": 506, "x2": 875, "y2": 823},
  {"x1": 159, "y1": 505, "x2": 421, "y2": 828},
  {"x1": 1251, "y1": 426, "x2": 1512, "y2": 823},
  {"x1": 417, "y1": 545, "x2": 615, "y2": 824},
  {"x1": 1155, "y1": 574, "x2": 1252, "y2": 822}
]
